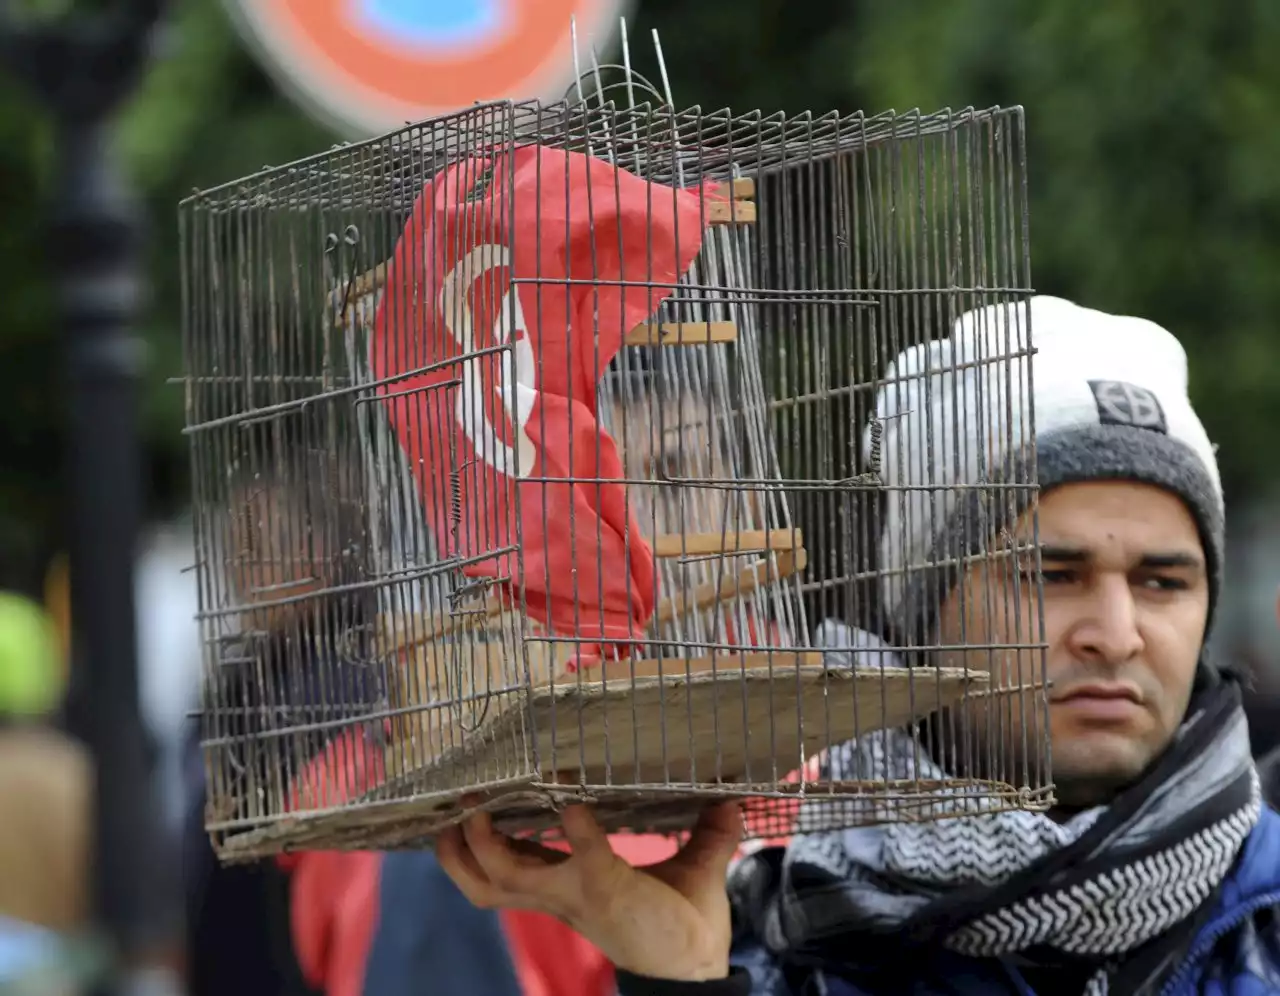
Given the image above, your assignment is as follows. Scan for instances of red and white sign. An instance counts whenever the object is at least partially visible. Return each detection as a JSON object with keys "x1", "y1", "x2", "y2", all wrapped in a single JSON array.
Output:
[{"x1": 222, "y1": 0, "x2": 633, "y2": 138}]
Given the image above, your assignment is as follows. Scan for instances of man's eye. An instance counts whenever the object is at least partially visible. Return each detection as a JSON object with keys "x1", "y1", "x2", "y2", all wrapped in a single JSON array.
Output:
[
  {"x1": 648, "y1": 453, "x2": 682, "y2": 479},
  {"x1": 1140, "y1": 575, "x2": 1188, "y2": 592},
  {"x1": 1021, "y1": 568, "x2": 1075, "y2": 585}
]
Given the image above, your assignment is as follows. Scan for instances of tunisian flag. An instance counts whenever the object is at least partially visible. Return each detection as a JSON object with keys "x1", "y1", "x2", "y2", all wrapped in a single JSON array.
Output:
[{"x1": 370, "y1": 146, "x2": 717, "y2": 662}]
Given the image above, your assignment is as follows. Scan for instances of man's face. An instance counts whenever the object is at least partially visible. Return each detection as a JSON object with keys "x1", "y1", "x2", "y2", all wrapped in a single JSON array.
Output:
[
  {"x1": 938, "y1": 480, "x2": 1209, "y2": 808},
  {"x1": 604, "y1": 391, "x2": 757, "y2": 539},
  {"x1": 228, "y1": 481, "x2": 329, "y2": 635}
]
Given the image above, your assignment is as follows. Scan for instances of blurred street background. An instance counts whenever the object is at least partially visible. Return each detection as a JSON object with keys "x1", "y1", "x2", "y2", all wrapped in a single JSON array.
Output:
[{"x1": 1, "y1": 0, "x2": 1279, "y2": 990}]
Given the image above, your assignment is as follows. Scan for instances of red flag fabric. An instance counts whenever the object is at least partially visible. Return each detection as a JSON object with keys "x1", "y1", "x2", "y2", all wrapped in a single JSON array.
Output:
[{"x1": 371, "y1": 145, "x2": 717, "y2": 664}]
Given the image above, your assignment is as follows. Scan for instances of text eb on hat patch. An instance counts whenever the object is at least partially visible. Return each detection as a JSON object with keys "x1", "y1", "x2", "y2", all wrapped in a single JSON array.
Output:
[{"x1": 1088, "y1": 380, "x2": 1168, "y2": 434}]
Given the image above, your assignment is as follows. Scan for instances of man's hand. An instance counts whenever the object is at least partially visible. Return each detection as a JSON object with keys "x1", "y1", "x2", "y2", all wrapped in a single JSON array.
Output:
[{"x1": 436, "y1": 800, "x2": 743, "y2": 982}]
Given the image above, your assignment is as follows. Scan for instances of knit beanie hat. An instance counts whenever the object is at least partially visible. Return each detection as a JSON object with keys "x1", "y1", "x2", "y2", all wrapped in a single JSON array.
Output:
[{"x1": 868, "y1": 295, "x2": 1224, "y2": 643}]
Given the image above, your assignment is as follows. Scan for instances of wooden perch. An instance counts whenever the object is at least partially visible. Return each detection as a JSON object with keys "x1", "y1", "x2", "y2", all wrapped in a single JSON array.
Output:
[
  {"x1": 624, "y1": 321, "x2": 738, "y2": 346},
  {"x1": 707, "y1": 200, "x2": 757, "y2": 225},
  {"x1": 380, "y1": 546, "x2": 806, "y2": 656},
  {"x1": 706, "y1": 175, "x2": 756, "y2": 226},
  {"x1": 653, "y1": 548, "x2": 805, "y2": 629},
  {"x1": 333, "y1": 265, "x2": 746, "y2": 345},
  {"x1": 651, "y1": 529, "x2": 802, "y2": 559},
  {"x1": 330, "y1": 176, "x2": 757, "y2": 326}
]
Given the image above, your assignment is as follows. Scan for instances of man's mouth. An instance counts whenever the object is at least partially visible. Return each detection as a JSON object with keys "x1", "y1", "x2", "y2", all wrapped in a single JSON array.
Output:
[
  {"x1": 1053, "y1": 682, "x2": 1144, "y2": 721},
  {"x1": 1056, "y1": 683, "x2": 1141, "y2": 703}
]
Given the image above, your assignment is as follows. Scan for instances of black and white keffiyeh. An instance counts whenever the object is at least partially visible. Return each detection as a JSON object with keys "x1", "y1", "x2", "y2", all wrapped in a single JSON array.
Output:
[{"x1": 729, "y1": 636, "x2": 1261, "y2": 996}]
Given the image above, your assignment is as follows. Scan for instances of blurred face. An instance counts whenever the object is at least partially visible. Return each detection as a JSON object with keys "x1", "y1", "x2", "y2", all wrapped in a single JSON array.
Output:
[
  {"x1": 605, "y1": 391, "x2": 759, "y2": 539},
  {"x1": 939, "y1": 480, "x2": 1209, "y2": 809},
  {"x1": 228, "y1": 481, "x2": 329, "y2": 635}
]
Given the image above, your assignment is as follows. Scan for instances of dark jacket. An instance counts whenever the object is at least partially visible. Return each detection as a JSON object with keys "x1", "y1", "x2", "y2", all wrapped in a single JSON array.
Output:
[{"x1": 617, "y1": 804, "x2": 1280, "y2": 996}]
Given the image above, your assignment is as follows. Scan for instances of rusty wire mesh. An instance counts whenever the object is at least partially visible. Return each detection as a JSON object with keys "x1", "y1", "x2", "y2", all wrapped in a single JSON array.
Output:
[{"x1": 179, "y1": 98, "x2": 1049, "y2": 862}]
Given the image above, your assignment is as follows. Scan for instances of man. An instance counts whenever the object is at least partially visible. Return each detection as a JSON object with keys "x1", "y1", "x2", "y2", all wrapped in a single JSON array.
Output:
[{"x1": 435, "y1": 296, "x2": 1280, "y2": 995}]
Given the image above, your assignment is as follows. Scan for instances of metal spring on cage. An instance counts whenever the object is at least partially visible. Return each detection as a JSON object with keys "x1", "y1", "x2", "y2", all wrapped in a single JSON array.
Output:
[
  {"x1": 866, "y1": 416, "x2": 885, "y2": 478},
  {"x1": 335, "y1": 622, "x2": 382, "y2": 670},
  {"x1": 565, "y1": 15, "x2": 679, "y2": 174},
  {"x1": 566, "y1": 16, "x2": 670, "y2": 110},
  {"x1": 440, "y1": 435, "x2": 498, "y2": 731},
  {"x1": 448, "y1": 463, "x2": 463, "y2": 547},
  {"x1": 840, "y1": 409, "x2": 914, "y2": 487},
  {"x1": 444, "y1": 443, "x2": 487, "y2": 616}
]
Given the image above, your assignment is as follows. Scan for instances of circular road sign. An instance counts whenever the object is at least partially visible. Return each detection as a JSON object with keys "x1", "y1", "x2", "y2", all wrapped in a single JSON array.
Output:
[{"x1": 222, "y1": 0, "x2": 633, "y2": 139}]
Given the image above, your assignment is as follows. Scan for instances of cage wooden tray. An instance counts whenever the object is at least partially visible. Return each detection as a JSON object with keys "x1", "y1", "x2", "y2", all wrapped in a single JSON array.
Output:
[
  {"x1": 381, "y1": 657, "x2": 991, "y2": 791},
  {"x1": 210, "y1": 662, "x2": 991, "y2": 861}
]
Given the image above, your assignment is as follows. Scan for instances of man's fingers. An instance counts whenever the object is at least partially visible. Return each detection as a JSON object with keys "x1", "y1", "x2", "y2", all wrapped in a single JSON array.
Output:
[
  {"x1": 507, "y1": 836, "x2": 574, "y2": 867},
  {"x1": 436, "y1": 825, "x2": 504, "y2": 909},
  {"x1": 459, "y1": 809, "x2": 518, "y2": 884},
  {"x1": 461, "y1": 808, "x2": 570, "y2": 899},
  {"x1": 674, "y1": 802, "x2": 744, "y2": 874},
  {"x1": 559, "y1": 804, "x2": 614, "y2": 866}
]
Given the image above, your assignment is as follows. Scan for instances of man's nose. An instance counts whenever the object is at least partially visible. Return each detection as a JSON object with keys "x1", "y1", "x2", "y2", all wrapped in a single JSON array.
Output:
[{"x1": 1070, "y1": 575, "x2": 1145, "y2": 664}]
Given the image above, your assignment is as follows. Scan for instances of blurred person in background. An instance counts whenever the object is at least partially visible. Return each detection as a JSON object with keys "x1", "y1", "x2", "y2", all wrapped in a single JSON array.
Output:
[
  {"x1": 183, "y1": 447, "x2": 535, "y2": 996},
  {"x1": 133, "y1": 520, "x2": 204, "y2": 832},
  {"x1": 185, "y1": 423, "x2": 686, "y2": 996},
  {"x1": 1257, "y1": 589, "x2": 1280, "y2": 805},
  {"x1": 183, "y1": 446, "x2": 385, "y2": 996},
  {"x1": 1238, "y1": 640, "x2": 1280, "y2": 768},
  {"x1": 0, "y1": 590, "x2": 99, "y2": 994},
  {"x1": 1213, "y1": 508, "x2": 1280, "y2": 765}
]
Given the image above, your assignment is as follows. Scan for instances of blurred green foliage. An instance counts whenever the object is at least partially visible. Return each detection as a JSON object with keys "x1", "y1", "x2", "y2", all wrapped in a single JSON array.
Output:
[
  {"x1": 851, "y1": 0, "x2": 1280, "y2": 507},
  {"x1": 0, "y1": 0, "x2": 1277, "y2": 582}
]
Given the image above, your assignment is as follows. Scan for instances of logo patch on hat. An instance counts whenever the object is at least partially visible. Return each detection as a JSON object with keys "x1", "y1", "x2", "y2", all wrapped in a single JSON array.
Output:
[{"x1": 1088, "y1": 380, "x2": 1168, "y2": 434}]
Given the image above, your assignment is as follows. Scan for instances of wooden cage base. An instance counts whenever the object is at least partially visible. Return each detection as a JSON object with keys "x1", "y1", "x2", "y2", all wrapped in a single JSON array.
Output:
[
  {"x1": 210, "y1": 662, "x2": 996, "y2": 861},
  {"x1": 381, "y1": 658, "x2": 989, "y2": 791},
  {"x1": 212, "y1": 772, "x2": 1051, "y2": 864}
]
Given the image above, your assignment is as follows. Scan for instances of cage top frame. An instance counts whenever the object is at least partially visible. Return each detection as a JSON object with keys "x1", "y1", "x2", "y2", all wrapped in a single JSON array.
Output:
[{"x1": 179, "y1": 101, "x2": 1028, "y2": 216}]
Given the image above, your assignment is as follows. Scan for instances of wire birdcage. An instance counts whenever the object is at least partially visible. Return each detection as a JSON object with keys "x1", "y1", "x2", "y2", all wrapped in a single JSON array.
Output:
[{"x1": 180, "y1": 43, "x2": 1049, "y2": 862}]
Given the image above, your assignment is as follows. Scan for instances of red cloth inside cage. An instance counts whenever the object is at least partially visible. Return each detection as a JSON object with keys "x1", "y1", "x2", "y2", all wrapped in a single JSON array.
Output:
[{"x1": 370, "y1": 145, "x2": 722, "y2": 666}]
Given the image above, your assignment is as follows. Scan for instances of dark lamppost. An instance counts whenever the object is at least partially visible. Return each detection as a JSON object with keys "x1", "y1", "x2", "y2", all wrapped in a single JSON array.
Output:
[{"x1": 0, "y1": 2, "x2": 183, "y2": 994}]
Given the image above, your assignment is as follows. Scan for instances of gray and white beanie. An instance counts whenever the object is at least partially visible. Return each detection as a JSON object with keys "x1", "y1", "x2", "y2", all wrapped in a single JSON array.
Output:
[{"x1": 868, "y1": 294, "x2": 1225, "y2": 641}]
